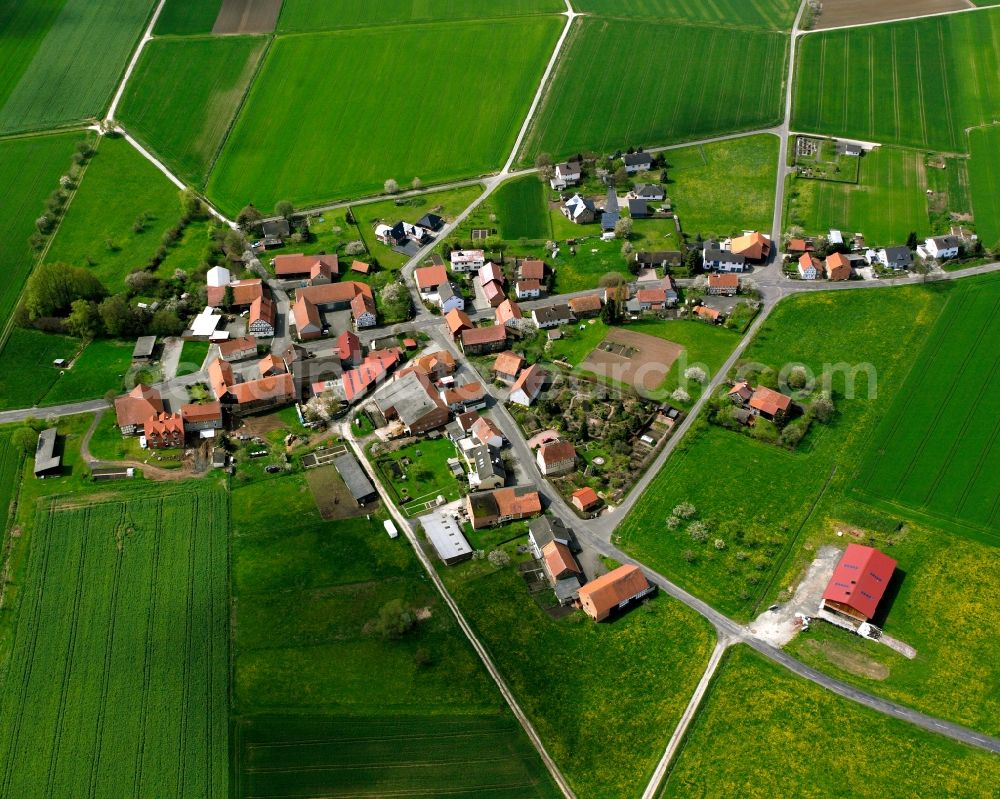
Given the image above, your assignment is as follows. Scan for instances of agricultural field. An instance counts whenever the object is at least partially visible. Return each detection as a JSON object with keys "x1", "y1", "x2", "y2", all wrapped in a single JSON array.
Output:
[
  {"x1": 154, "y1": 0, "x2": 223, "y2": 35},
  {"x1": 969, "y1": 126, "x2": 1000, "y2": 249},
  {"x1": 441, "y1": 551, "x2": 716, "y2": 799},
  {"x1": 792, "y1": 11, "x2": 1000, "y2": 152},
  {"x1": 0, "y1": 433, "x2": 25, "y2": 550},
  {"x1": 575, "y1": 0, "x2": 798, "y2": 29},
  {"x1": 853, "y1": 276, "x2": 1000, "y2": 538},
  {"x1": 0, "y1": 484, "x2": 229, "y2": 798},
  {"x1": 277, "y1": 0, "x2": 564, "y2": 30},
  {"x1": 784, "y1": 146, "x2": 931, "y2": 244},
  {"x1": 495, "y1": 176, "x2": 551, "y2": 240},
  {"x1": 665, "y1": 134, "x2": 778, "y2": 238},
  {"x1": 618, "y1": 284, "x2": 948, "y2": 619},
  {"x1": 0, "y1": 0, "x2": 156, "y2": 135},
  {"x1": 0, "y1": 132, "x2": 79, "y2": 333},
  {"x1": 118, "y1": 36, "x2": 268, "y2": 186},
  {"x1": 810, "y1": 0, "x2": 970, "y2": 30},
  {"x1": 0, "y1": 330, "x2": 80, "y2": 411},
  {"x1": 44, "y1": 136, "x2": 185, "y2": 292},
  {"x1": 234, "y1": 714, "x2": 561, "y2": 799},
  {"x1": 521, "y1": 19, "x2": 787, "y2": 163},
  {"x1": 207, "y1": 18, "x2": 563, "y2": 213},
  {"x1": 659, "y1": 646, "x2": 1000, "y2": 798},
  {"x1": 0, "y1": 1, "x2": 67, "y2": 113}
]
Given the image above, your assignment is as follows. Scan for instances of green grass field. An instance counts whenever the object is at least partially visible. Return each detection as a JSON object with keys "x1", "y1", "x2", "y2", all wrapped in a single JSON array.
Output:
[
  {"x1": 374, "y1": 437, "x2": 465, "y2": 507},
  {"x1": 969, "y1": 126, "x2": 1000, "y2": 249},
  {"x1": 522, "y1": 19, "x2": 787, "y2": 162},
  {"x1": 0, "y1": 131, "x2": 79, "y2": 334},
  {"x1": 495, "y1": 175, "x2": 551, "y2": 240},
  {"x1": 0, "y1": 0, "x2": 155, "y2": 134},
  {"x1": 853, "y1": 276, "x2": 1000, "y2": 538},
  {"x1": 278, "y1": 0, "x2": 563, "y2": 30},
  {"x1": 0, "y1": 329, "x2": 79, "y2": 410},
  {"x1": 575, "y1": 0, "x2": 798, "y2": 29},
  {"x1": 153, "y1": 0, "x2": 221, "y2": 35},
  {"x1": 176, "y1": 341, "x2": 210, "y2": 376},
  {"x1": 441, "y1": 552, "x2": 716, "y2": 799},
  {"x1": 792, "y1": 11, "x2": 1000, "y2": 152},
  {"x1": 784, "y1": 146, "x2": 931, "y2": 244},
  {"x1": 118, "y1": 36, "x2": 268, "y2": 185},
  {"x1": 618, "y1": 284, "x2": 948, "y2": 620},
  {"x1": 0, "y1": 0, "x2": 67, "y2": 113},
  {"x1": 0, "y1": 484, "x2": 228, "y2": 798},
  {"x1": 0, "y1": 433, "x2": 25, "y2": 552},
  {"x1": 44, "y1": 136, "x2": 183, "y2": 292},
  {"x1": 666, "y1": 134, "x2": 778, "y2": 238},
  {"x1": 40, "y1": 339, "x2": 133, "y2": 405},
  {"x1": 207, "y1": 18, "x2": 562, "y2": 213},
  {"x1": 659, "y1": 646, "x2": 1000, "y2": 798},
  {"x1": 235, "y1": 715, "x2": 561, "y2": 799}
]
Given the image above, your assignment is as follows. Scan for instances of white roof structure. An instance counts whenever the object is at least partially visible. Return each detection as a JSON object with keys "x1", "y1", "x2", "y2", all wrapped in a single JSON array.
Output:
[
  {"x1": 191, "y1": 306, "x2": 224, "y2": 337},
  {"x1": 384, "y1": 520, "x2": 399, "y2": 539},
  {"x1": 206, "y1": 265, "x2": 232, "y2": 287},
  {"x1": 828, "y1": 230, "x2": 844, "y2": 245},
  {"x1": 419, "y1": 511, "x2": 472, "y2": 564}
]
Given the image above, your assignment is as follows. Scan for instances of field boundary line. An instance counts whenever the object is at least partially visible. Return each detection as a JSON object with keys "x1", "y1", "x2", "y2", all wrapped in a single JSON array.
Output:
[
  {"x1": 343, "y1": 429, "x2": 578, "y2": 799},
  {"x1": 800, "y1": 4, "x2": 995, "y2": 36},
  {"x1": 640, "y1": 639, "x2": 729, "y2": 799},
  {"x1": 105, "y1": 0, "x2": 168, "y2": 124}
]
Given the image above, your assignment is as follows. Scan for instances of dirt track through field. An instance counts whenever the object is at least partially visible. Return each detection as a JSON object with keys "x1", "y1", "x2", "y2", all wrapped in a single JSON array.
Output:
[
  {"x1": 579, "y1": 328, "x2": 682, "y2": 392},
  {"x1": 213, "y1": 0, "x2": 282, "y2": 34},
  {"x1": 812, "y1": 0, "x2": 969, "y2": 29}
]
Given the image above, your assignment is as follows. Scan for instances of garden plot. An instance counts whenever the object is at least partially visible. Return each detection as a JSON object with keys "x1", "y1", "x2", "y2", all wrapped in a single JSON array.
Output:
[
  {"x1": 212, "y1": 0, "x2": 282, "y2": 33},
  {"x1": 579, "y1": 328, "x2": 683, "y2": 392},
  {"x1": 810, "y1": 0, "x2": 969, "y2": 30}
]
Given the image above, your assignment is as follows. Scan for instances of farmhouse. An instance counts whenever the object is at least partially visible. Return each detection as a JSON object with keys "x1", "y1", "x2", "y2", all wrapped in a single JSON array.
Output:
[
  {"x1": 820, "y1": 544, "x2": 897, "y2": 624},
  {"x1": 450, "y1": 249, "x2": 485, "y2": 272},
  {"x1": 208, "y1": 357, "x2": 294, "y2": 412},
  {"x1": 569, "y1": 294, "x2": 602, "y2": 317},
  {"x1": 437, "y1": 281, "x2": 465, "y2": 313},
  {"x1": 414, "y1": 264, "x2": 448, "y2": 296},
  {"x1": 797, "y1": 254, "x2": 822, "y2": 280},
  {"x1": 472, "y1": 415, "x2": 504, "y2": 448},
  {"x1": 335, "y1": 330, "x2": 363, "y2": 365},
  {"x1": 920, "y1": 235, "x2": 960, "y2": 260},
  {"x1": 465, "y1": 485, "x2": 542, "y2": 529},
  {"x1": 369, "y1": 369, "x2": 449, "y2": 435},
  {"x1": 749, "y1": 386, "x2": 792, "y2": 420},
  {"x1": 248, "y1": 295, "x2": 276, "y2": 336},
  {"x1": 297, "y1": 281, "x2": 373, "y2": 312},
  {"x1": 542, "y1": 540, "x2": 582, "y2": 582},
  {"x1": 635, "y1": 251, "x2": 682, "y2": 270},
  {"x1": 509, "y1": 364, "x2": 547, "y2": 407},
  {"x1": 292, "y1": 295, "x2": 323, "y2": 340},
  {"x1": 340, "y1": 350, "x2": 401, "y2": 404},
  {"x1": 532, "y1": 304, "x2": 572, "y2": 329},
  {"x1": 333, "y1": 452, "x2": 378, "y2": 506},
  {"x1": 143, "y1": 412, "x2": 184, "y2": 449},
  {"x1": 466, "y1": 443, "x2": 506, "y2": 491},
  {"x1": 351, "y1": 292, "x2": 377, "y2": 329},
  {"x1": 562, "y1": 194, "x2": 596, "y2": 224},
  {"x1": 528, "y1": 516, "x2": 576, "y2": 559},
  {"x1": 578, "y1": 564, "x2": 655, "y2": 622},
  {"x1": 635, "y1": 287, "x2": 668, "y2": 312},
  {"x1": 261, "y1": 218, "x2": 290, "y2": 240},
  {"x1": 461, "y1": 325, "x2": 508, "y2": 355},
  {"x1": 703, "y1": 243, "x2": 746, "y2": 273},
  {"x1": 132, "y1": 335, "x2": 156, "y2": 363},
  {"x1": 630, "y1": 183, "x2": 664, "y2": 201},
  {"x1": 875, "y1": 246, "x2": 913, "y2": 270},
  {"x1": 786, "y1": 238, "x2": 814, "y2": 255},
  {"x1": 274, "y1": 253, "x2": 339, "y2": 281},
  {"x1": 825, "y1": 252, "x2": 853, "y2": 281},
  {"x1": 33, "y1": 428, "x2": 61, "y2": 477},
  {"x1": 728, "y1": 381, "x2": 754, "y2": 404},
  {"x1": 537, "y1": 440, "x2": 576, "y2": 476},
  {"x1": 550, "y1": 160, "x2": 582, "y2": 190},
  {"x1": 412, "y1": 350, "x2": 456, "y2": 381},
  {"x1": 181, "y1": 401, "x2": 223, "y2": 433},
  {"x1": 207, "y1": 278, "x2": 264, "y2": 309},
  {"x1": 516, "y1": 279, "x2": 542, "y2": 300},
  {"x1": 571, "y1": 486, "x2": 601, "y2": 513},
  {"x1": 623, "y1": 151, "x2": 653, "y2": 173},
  {"x1": 493, "y1": 351, "x2": 524, "y2": 383},
  {"x1": 495, "y1": 299, "x2": 524, "y2": 328},
  {"x1": 445, "y1": 308, "x2": 473, "y2": 338},
  {"x1": 707, "y1": 273, "x2": 739, "y2": 295},
  {"x1": 730, "y1": 231, "x2": 771, "y2": 262},
  {"x1": 421, "y1": 512, "x2": 473, "y2": 565},
  {"x1": 114, "y1": 384, "x2": 164, "y2": 435},
  {"x1": 217, "y1": 335, "x2": 257, "y2": 362}
]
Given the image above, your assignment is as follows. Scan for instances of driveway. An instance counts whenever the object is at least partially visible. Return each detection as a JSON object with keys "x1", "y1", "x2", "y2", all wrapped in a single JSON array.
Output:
[{"x1": 159, "y1": 337, "x2": 184, "y2": 380}]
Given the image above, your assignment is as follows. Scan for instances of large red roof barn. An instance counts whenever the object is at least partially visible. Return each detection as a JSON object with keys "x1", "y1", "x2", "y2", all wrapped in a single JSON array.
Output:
[{"x1": 821, "y1": 544, "x2": 897, "y2": 623}]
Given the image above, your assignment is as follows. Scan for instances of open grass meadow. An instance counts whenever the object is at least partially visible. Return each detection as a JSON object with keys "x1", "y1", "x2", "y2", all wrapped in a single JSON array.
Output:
[
  {"x1": 207, "y1": 18, "x2": 563, "y2": 213},
  {"x1": 440, "y1": 553, "x2": 716, "y2": 799},
  {"x1": 0, "y1": 0, "x2": 156, "y2": 134},
  {"x1": 277, "y1": 0, "x2": 564, "y2": 31},
  {"x1": 0, "y1": 484, "x2": 228, "y2": 798},
  {"x1": 176, "y1": 340, "x2": 210, "y2": 377},
  {"x1": 521, "y1": 19, "x2": 787, "y2": 163},
  {"x1": 0, "y1": 131, "x2": 79, "y2": 332},
  {"x1": 154, "y1": 0, "x2": 222, "y2": 35},
  {"x1": 0, "y1": 329, "x2": 80, "y2": 411},
  {"x1": 617, "y1": 284, "x2": 949, "y2": 620},
  {"x1": 574, "y1": 0, "x2": 799, "y2": 29},
  {"x1": 970, "y1": 126, "x2": 1000, "y2": 249},
  {"x1": 792, "y1": 11, "x2": 1000, "y2": 152},
  {"x1": 44, "y1": 136, "x2": 184, "y2": 293},
  {"x1": 853, "y1": 276, "x2": 1000, "y2": 539},
  {"x1": 40, "y1": 339, "x2": 134, "y2": 405},
  {"x1": 784, "y1": 146, "x2": 930, "y2": 244},
  {"x1": 118, "y1": 36, "x2": 268, "y2": 186},
  {"x1": 0, "y1": 433, "x2": 25, "y2": 546},
  {"x1": 666, "y1": 134, "x2": 778, "y2": 238},
  {"x1": 659, "y1": 646, "x2": 1000, "y2": 798},
  {"x1": 495, "y1": 175, "x2": 551, "y2": 240},
  {"x1": 235, "y1": 715, "x2": 561, "y2": 799}
]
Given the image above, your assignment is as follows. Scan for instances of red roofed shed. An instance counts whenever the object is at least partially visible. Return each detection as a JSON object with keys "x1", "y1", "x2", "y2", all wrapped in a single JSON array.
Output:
[{"x1": 821, "y1": 544, "x2": 897, "y2": 622}]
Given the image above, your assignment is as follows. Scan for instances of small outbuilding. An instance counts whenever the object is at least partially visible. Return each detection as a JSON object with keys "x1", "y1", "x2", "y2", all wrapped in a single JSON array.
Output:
[
  {"x1": 132, "y1": 336, "x2": 157, "y2": 363},
  {"x1": 333, "y1": 452, "x2": 378, "y2": 505},
  {"x1": 34, "y1": 428, "x2": 61, "y2": 477}
]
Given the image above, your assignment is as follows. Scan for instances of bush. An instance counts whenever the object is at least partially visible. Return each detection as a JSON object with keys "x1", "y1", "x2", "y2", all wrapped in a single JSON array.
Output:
[
  {"x1": 688, "y1": 521, "x2": 709, "y2": 542},
  {"x1": 666, "y1": 515, "x2": 680, "y2": 530},
  {"x1": 344, "y1": 240, "x2": 365, "y2": 256},
  {"x1": 487, "y1": 549, "x2": 511, "y2": 568},
  {"x1": 673, "y1": 502, "x2": 696, "y2": 519},
  {"x1": 683, "y1": 366, "x2": 707, "y2": 383},
  {"x1": 671, "y1": 388, "x2": 690, "y2": 403},
  {"x1": 713, "y1": 538, "x2": 726, "y2": 550}
]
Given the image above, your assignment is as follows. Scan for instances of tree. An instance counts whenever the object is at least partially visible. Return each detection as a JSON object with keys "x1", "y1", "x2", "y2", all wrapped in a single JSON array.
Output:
[
  {"x1": 125, "y1": 270, "x2": 157, "y2": 296},
  {"x1": 786, "y1": 365, "x2": 809, "y2": 390},
  {"x1": 671, "y1": 387, "x2": 690, "y2": 403},
  {"x1": 223, "y1": 285, "x2": 235, "y2": 309},
  {"x1": 236, "y1": 204, "x2": 262, "y2": 231},
  {"x1": 384, "y1": 178, "x2": 399, "y2": 194},
  {"x1": 614, "y1": 217, "x2": 633, "y2": 239},
  {"x1": 150, "y1": 308, "x2": 183, "y2": 337},
  {"x1": 534, "y1": 152, "x2": 553, "y2": 170},
  {"x1": 381, "y1": 281, "x2": 412, "y2": 320},
  {"x1": 809, "y1": 394, "x2": 835, "y2": 423},
  {"x1": 613, "y1": 165, "x2": 629, "y2": 186},
  {"x1": 487, "y1": 549, "x2": 511, "y2": 568},
  {"x1": 274, "y1": 200, "x2": 294, "y2": 220},
  {"x1": 673, "y1": 502, "x2": 696, "y2": 519},
  {"x1": 373, "y1": 599, "x2": 416, "y2": 640},
  {"x1": 411, "y1": 177, "x2": 422, "y2": 191},
  {"x1": 179, "y1": 188, "x2": 205, "y2": 219},
  {"x1": 65, "y1": 299, "x2": 103, "y2": 338},
  {"x1": 683, "y1": 366, "x2": 707, "y2": 384},
  {"x1": 912, "y1": 258, "x2": 933, "y2": 282},
  {"x1": 223, "y1": 229, "x2": 247, "y2": 260},
  {"x1": 11, "y1": 426, "x2": 37, "y2": 454},
  {"x1": 23, "y1": 263, "x2": 106, "y2": 320},
  {"x1": 413, "y1": 647, "x2": 433, "y2": 667},
  {"x1": 98, "y1": 294, "x2": 141, "y2": 338},
  {"x1": 906, "y1": 231, "x2": 919, "y2": 251},
  {"x1": 683, "y1": 246, "x2": 703, "y2": 274}
]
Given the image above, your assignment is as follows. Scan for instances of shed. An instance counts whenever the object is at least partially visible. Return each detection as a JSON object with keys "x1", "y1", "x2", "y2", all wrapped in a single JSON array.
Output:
[
  {"x1": 333, "y1": 452, "x2": 378, "y2": 505},
  {"x1": 34, "y1": 428, "x2": 61, "y2": 477},
  {"x1": 132, "y1": 336, "x2": 157, "y2": 362},
  {"x1": 420, "y1": 512, "x2": 473, "y2": 565}
]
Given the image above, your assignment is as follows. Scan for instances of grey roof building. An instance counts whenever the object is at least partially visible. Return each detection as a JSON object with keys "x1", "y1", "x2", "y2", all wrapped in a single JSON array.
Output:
[
  {"x1": 34, "y1": 428, "x2": 61, "y2": 477},
  {"x1": 261, "y1": 219, "x2": 291, "y2": 238},
  {"x1": 132, "y1": 336, "x2": 156, "y2": 362},
  {"x1": 420, "y1": 511, "x2": 473, "y2": 565},
  {"x1": 528, "y1": 516, "x2": 578, "y2": 558},
  {"x1": 468, "y1": 443, "x2": 505, "y2": 489},
  {"x1": 333, "y1": 452, "x2": 378, "y2": 505},
  {"x1": 601, "y1": 185, "x2": 620, "y2": 231},
  {"x1": 370, "y1": 370, "x2": 449, "y2": 434}
]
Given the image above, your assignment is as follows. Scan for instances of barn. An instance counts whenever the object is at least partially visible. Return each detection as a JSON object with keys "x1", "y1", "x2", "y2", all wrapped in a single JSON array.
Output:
[{"x1": 820, "y1": 544, "x2": 897, "y2": 624}]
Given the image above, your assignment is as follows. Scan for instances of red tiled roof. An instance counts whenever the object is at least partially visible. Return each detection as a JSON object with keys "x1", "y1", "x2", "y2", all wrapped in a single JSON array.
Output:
[
  {"x1": 495, "y1": 299, "x2": 522, "y2": 326},
  {"x1": 539, "y1": 440, "x2": 576, "y2": 466},
  {"x1": 708, "y1": 273, "x2": 739, "y2": 288},
  {"x1": 543, "y1": 540, "x2": 582, "y2": 579},
  {"x1": 351, "y1": 291, "x2": 376, "y2": 321},
  {"x1": 297, "y1": 281, "x2": 372, "y2": 306},
  {"x1": 180, "y1": 401, "x2": 221, "y2": 423},
  {"x1": 636, "y1": 288, "x2": 666, "y2": 303},
  {"x1": 231, "y1": 279, "x2": 263, "y2": 306},
  {"x1": 493, "y1": 486, "x2": 541, "y2": 517},
  {"x1": 569, "y1": 294, "x2": 602, "y2": 313},
  {"x1": 798, "y1": 253, "x2": 822, "y2": 271},
  {"x1": 334, "y1": 330, "x2": 362, "y2": 362},
  {"x1": 143, "y1": 411, "x2": 184, "y2": 440},
  {"x1": 519, "y1": 259, "x2": 545, "y2": 280},
  {"x1": 350, "y1": 260, "x2": 371, "y2": 274},
  {"x1": 472, "y1": 416, "x2": 503, "y2": 445},
  {"x1": 292, "y1": 295, "x2": 321, "y2": 333},
  {"x1": 823, "y1": 544, "x2": 896, "y2": 620},
  {"x1": 273, "y1": 253, "x2": 338, "y2": 277},
  {"x1": 217, "y1": 335, "x2": 256, "y2": 356},
  {"x1": 208, "y1": 358, "x2": 234, "y2": 399},
  {"x1": 730, "y1": 231, "x2": 771, "y2": 260},
  {"x1": 749, "y1": 386, "x2": 792, "y2": 416},
  {"x1": 493, "y1": 351, "x2": 524, "y2": 377},
  {"x1": 510, "y1": 363, "x2": 546, "y2": 399},
  {"x1": 578, "y1": 565, "x2": 651, "y2": 620},
  {"x1": 443, "y1": 382, "x2": 485, "y2": 405},
  {"x1": 229, "y1": 373, "x2": 294, "y2": 405},
  {"x1": 114, "y1": 384, "x2": 163, "y2": 428},
  {"x1": 413, "y1": 350, "x2": 455, "y2": 377},
  {"x1": 461, "y1": 325, "x2": 507, "y2": 347},
  {"x1": 445, "y1": 308, "x2": 473, "y2": 335},
  {"x1": 572, "y1": 486, "x2": 600, "y2": 509},
  {"x1": 478, "y1": 262, "x2": 504, "y2": 285},
  {"x1": 250, "y1": 295, "x2": 276, "y2": 328},
  {"x1": 414, "y1": 264, "x2": 447, "y2": 290},
  {"x1": 258, "y1": 354, "x2": 286, "y2": 375},
  {"x1": 482, "y1": 279, "x2": 505, "y2": 305},
  {"x1": 693, "y1": 305, "x2": 720, "y2": 321}
]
